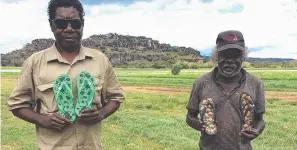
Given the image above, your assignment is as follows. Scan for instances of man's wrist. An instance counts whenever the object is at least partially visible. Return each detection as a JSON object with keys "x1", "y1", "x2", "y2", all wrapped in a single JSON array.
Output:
[
  {"x1": 97, "y1": 109, "x2": 105, "y2": 122},
  {"x1": 32, "y1": 113, "x2": 45, "y2": 126}
]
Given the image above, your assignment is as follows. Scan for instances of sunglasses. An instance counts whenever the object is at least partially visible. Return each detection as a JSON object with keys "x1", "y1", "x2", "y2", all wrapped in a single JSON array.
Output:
[
  {"x1": 219, "y1": 50, "x2": 242, "y2": 59},
  {"x1": 51, "y1": 19, "x2": 83, "y2": 29}
]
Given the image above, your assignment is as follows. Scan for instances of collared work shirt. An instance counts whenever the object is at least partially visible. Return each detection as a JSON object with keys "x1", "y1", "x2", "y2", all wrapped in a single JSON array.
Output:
[
  {"x1": 187, "y1": 68, "x2": 265, "y2": 150},
  {"x1": 8, "y1": 43, "x2": 125, "y2": 150}
]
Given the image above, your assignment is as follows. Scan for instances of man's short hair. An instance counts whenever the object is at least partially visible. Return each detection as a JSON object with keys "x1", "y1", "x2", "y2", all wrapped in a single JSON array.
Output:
[{"x1": 47, "y1": 0, "x2": 85, "y2": 21}]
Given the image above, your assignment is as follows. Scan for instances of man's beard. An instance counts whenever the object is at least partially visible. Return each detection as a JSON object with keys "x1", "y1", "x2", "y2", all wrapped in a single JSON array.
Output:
[
  {"x1": 218, "y1": 59, "x2": 242, "y2": 78},
  {"x1": 218, "y1": 66, "x2": 241, "y2": 78},
  {"x1": 56, "y1": 40, "x2": 80, "y2": 53},
  {"x1": 54, "y1": 31, "x2": 82, "y2": 53}
]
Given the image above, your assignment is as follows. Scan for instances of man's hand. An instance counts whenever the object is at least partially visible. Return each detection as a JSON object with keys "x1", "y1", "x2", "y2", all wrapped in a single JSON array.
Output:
[
  {"x1": 186, "y1": 111, "x2": 205, "y2": 132},
  {"x1": 36, "y1": 113, "x2": 72, "y2": 132},
  {"x1": 240, "y1": 128, "x2": 260, "y2": 140},
  {"x1": 241, "y1": 113, "x2": 265, "y2": 140},
  {"x1": 78, "y1": 101, "x2": 121, "y2": 125},
  {"x1": 78, "y1": 107, "x2": 103, "y2": 125}
]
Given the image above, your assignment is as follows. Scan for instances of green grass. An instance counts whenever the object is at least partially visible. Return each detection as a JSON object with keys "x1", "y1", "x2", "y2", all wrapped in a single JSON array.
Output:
[
  {"x1": 116, "y1": 71, "x2": 297, "y2": 91},
  {"x1": 243, "y1": 68, "x2": 297, "y2": 70},
  {"x1": 1, "y1": 79, "x2": 297, "y2": 150},
  {"x1": 0, "y1": 66, "x2": 21, "y2": 70},
  {"x1": 1, "y1": 72, "x2": 20, "y2": 78},
  {"x1": 2, "y1": 70, "x2": 297, "y2": 91},
  {"x1": 1, "y1": 66, "x2": 296, "y2": 70}
]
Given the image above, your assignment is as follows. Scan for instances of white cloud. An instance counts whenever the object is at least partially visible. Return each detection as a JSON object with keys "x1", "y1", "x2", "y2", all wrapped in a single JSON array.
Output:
[
  {"x1": 249, "y1": 36, "x2": 297, "y2": 59},
  {"x1": 0, "y1": 0, "x2": 53, "y2": 53},
  {"x1": 0, "y1": 0, "x2": 296, "y2": 59}
]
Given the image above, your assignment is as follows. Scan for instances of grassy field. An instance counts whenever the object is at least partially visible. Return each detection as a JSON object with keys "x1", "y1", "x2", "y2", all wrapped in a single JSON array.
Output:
[
  {"x1": 1, "y1": 69, "x2": 297, "y2": 150},
  {"x1": 116, "y1": 71, "x2": 297, "y2": 92},
  {"x1": 1, "y1": 70, "x2": 297, "y2": 92},
  {"x1": 0, "y1": 67, "x2": 21, "y2": 70},
  {"x1": 1, "y1": 66, "x2": 296, "y2": 70}
]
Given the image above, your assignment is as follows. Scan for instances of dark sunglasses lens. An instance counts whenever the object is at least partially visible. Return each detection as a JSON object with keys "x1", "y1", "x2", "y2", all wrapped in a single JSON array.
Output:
[
  {"x1": 54, "y1": 19, "x2": 68, "y2": 29},
  {"x1": 220, "y1": 50, "x2": 241, "y2": 58},
  {"x1": 54, "y1": 19, "x2": 82, "y2": 29},
  {"x1": 69, "y1": 20, "x2": 82, "y2": 29}
]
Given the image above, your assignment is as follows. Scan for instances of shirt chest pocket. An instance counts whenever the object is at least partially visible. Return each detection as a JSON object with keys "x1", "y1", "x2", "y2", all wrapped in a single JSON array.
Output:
[
  {"x1": 93, "y1": 77, "x2": 104, "y2": 108},
  {"x1": 35, "y1": 75, "x2": 105, "y2": 114},
  {"x1": 36, "y1": 82, "x2": 57, "y2": 115}
]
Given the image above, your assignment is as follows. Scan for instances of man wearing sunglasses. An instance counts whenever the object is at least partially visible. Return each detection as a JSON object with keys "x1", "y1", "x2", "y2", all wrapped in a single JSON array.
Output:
[
  {"x1": 186, "y1": 30, "x2": 266, "y2": 150},
  {"x1": 8, "y1": 0, "x2": 125, "y2": 149}
]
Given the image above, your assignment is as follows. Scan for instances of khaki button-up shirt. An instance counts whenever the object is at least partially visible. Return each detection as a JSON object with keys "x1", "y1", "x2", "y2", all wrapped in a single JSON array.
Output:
[{"x1": 8, "y1": 43, "x2": 125, "y2": 150}]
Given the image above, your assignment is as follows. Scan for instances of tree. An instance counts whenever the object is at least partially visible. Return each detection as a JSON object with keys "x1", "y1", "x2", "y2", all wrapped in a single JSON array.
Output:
[{"x1": 171, "y1": 64, "x2": 183, "y2": 75}]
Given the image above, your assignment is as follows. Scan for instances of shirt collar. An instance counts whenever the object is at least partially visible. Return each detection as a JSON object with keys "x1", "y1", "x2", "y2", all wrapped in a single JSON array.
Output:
[{"x1": 45, "y1": 42, "x2": 94, "y2": 62}]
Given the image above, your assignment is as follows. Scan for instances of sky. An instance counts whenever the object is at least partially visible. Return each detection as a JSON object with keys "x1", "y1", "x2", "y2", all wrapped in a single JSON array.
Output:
[{"x1": 0, "y1": 0, "x2": 296, "y2": 59}]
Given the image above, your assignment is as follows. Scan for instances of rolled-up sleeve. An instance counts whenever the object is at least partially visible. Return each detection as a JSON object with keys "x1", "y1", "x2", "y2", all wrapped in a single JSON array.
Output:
[
  {"x1": 8, "y1": 58, "x2": 35, "y2": 111},
  {"x1": 102, "y1": 61, "x2": 125, "y2": 103}
]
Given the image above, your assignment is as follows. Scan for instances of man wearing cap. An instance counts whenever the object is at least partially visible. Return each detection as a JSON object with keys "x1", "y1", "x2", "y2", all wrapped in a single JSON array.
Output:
[{"x1": 186, "y1": 30, "x2": 265, "y2": 150}]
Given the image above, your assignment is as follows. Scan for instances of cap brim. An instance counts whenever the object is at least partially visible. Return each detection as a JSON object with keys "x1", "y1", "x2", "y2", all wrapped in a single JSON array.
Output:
[{"x1": 217, "y1": 44, "x2": 245, "y2": 51}]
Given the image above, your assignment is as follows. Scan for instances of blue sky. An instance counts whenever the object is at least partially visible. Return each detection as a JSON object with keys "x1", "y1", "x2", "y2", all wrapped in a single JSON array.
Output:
[{"x1": 0, "y1": 0, "x2": 296, "y2": 59}]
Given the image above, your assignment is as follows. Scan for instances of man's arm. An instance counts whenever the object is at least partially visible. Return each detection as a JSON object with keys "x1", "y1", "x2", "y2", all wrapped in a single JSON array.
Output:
[
  {"x1": 8, "y1": 58, "x2": 38, "y2": 123},
  {"x1": 186, "y1": 110, "x2": 205, "y2": 131},
  {"x1": 12, "y1": 107, "x2": 42, "y2": 125},
  {"x1": 253, "y1": 113, "x2": 265, "y2": 134},
  {"x1": 12, "y1": 107, "x2": 71, "y2": 131},
  {"x1": 241, "y1": 113, "x2": 265, "y2": 140},
  {"x1": 241, "y1": 81, "x2": 266, "y2": 140},
  {"x1": 8, "y1": 58, "x2": 71, "y2": 131},
  {"x1": 98, "y1": 98, "x2": 120, "y2": 119},
  {"x1": 78, "y1": 61, "x2": 125, "y2": 124},
  {"x1": 186, "y1": 79, "x2": 205, "y2": 131}
]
